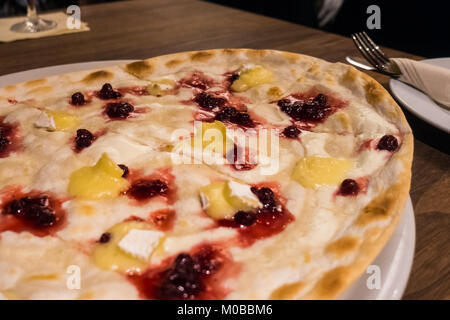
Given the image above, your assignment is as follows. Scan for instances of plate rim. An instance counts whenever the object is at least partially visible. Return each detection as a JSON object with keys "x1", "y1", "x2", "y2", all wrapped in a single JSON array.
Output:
[{"x1": 389, "y1": 57, "x2": 450, "y2": 133}]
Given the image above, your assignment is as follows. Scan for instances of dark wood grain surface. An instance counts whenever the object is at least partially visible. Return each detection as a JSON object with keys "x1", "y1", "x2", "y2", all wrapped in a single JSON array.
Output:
[{"x1": 1, "y1": 0, "x2": 448, "y2": 300}]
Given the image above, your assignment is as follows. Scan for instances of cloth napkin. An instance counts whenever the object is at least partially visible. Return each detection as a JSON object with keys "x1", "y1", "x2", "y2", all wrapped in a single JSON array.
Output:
[
  {"x1": 0, "y1": 11, "x2": 89, "y2": 43},
  {"x1": 391, "y1": 58, "x2": 450, "y2": 108}
]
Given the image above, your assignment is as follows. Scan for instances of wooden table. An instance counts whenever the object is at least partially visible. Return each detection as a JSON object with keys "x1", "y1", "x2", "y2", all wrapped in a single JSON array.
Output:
[{"x1": 1, "y1": 0, "x2": 448, "y2": 300}]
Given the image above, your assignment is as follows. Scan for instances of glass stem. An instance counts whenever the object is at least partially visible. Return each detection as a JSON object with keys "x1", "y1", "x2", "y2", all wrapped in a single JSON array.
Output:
[{"x1": 26, "y1": 0, "x2": 39, "y2": 25}]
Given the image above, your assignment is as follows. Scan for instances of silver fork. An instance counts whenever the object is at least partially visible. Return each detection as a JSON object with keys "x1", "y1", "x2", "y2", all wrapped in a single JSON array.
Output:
[{"x1": 350, "y1": 31, "x2": 401, "y2": 77}]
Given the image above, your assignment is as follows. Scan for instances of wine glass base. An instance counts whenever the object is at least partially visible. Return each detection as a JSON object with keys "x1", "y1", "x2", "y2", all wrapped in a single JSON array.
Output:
[{"x1": 10, "y1": 18, "x2": 57, "y2": 33}]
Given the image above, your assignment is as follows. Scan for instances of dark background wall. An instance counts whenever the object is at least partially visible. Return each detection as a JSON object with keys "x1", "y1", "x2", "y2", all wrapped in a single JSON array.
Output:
[
  {"x1": 207, "y1": 0, "x2": 450, "y2": 58},
  {"x1": 1, "y1": 0, "x2": 448, "y2": 57}
]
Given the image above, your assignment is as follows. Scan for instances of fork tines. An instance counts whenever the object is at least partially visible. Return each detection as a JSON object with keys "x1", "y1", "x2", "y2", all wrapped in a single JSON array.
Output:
[{"x1": 351, "y1": 32, "x2": 390, "y2": 70}]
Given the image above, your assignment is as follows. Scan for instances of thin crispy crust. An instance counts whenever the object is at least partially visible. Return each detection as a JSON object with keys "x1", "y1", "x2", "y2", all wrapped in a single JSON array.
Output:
[{"x1": 0, "y1": 49, "x2": 413, "y2": 300}]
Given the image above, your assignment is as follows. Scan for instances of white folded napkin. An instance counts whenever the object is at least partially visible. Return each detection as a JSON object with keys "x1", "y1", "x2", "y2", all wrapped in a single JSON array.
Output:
[{"x1": 391, "y1": 58, "x2": 450, "y2": 108}]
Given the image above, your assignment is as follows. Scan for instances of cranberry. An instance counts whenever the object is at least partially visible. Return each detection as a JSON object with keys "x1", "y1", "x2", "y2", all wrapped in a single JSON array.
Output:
[
  {"x1": 26, "y1": 195, "x2": 49, "y2": 207},
  {"x1": 377, "y1": 135, "x2": 398, "y2": 152},
  {"x1": 75, "y1": 129, "x2": 94, "y2": 150},
  {"x1": 233, "y1": 211, "x2": 256, "y2": 227},
  {"x1": 98, "y1": 83, "x2": 122, "y2": 100},
  {"x1": 128, "y1": 179, "x2": 168, "y2": 201},
  {"x1": 118, "y1": 164, "x2": 129, "y2": 178},
  {"x1": 215, "y1": 106, "x2": 238, "y2": 122},
  {"x1": 194, "y1": 247, "x2": 222, "y2": 276},
  {"x1": 71, "y1": 92, "x2": 85, "y2": 105},
  {"x1": 193, "y1": 92, "x2": 226, "y2": 110},
  {"x1": 105, "y1": 102, "x2": 134, "y2": 119},
  {"x1": 25, "y1": 205, "x2": 56, "y2": 227},
  {"x1": 313, "y1": 93, "x2": 327, "y2": 106},
  {"x1": 291, "y1": 101, "x2": 330, "y2": 122},
  {"x1": 229, "y1": 73, "x2": 239, "y2": 82},
  {"x1": 231, "y1": 112, "x2": 254, "y2": 127},
  {"x1": 4, "y1": 195, "x2": 57, "y2": 228},
  {"x1": 159, "y1": 253, "x2": 202, "y2": 299},
  {"x1": 0, "y1": 135, "x2": 10, "y2": 152},
  {"x1": 277, "y1": 99, "x2": 292, "y2": 112},
  {"x1": 251, "y1": 187, "x2": 279, "y2": 213},
  {"x1": 282, "y1": 125, "x2": 301, "y2": 138},
  {"x1": 339, "y1": 179, "x2": 359, "y2": 196},
  {"x1": 278, "y1": 95, "x2": 331, "y2": 122},
  {"x1": 6, "y1": 198, "x2": 26, "y2": 215},
  {"x1": 99, "y1": 232, "x2": 111, "y2": 243}
]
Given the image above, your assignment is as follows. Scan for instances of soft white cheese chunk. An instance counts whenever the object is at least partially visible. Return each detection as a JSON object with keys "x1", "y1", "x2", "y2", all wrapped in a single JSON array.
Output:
[
  {"x1": 118, "y1": 229, "x2": 164, "y2": 261},
  {"x1": 228, "y1": 180, "x2": 262, "y2": 207},
  {"x1": 34, "y1": 112, "x2": 55, "y2": 131}
]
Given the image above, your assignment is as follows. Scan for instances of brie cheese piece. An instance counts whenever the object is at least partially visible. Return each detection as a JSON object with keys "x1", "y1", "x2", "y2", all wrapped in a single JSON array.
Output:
[
  {"x1": 34, "y1": 112, "x2": 56, "y2": 131},
  {"x1": 228, "y1": 180, "x2": 258, "y2": 201},
  {"x1": 118, "y1": 229, "x2": 164, "y2": 261}
]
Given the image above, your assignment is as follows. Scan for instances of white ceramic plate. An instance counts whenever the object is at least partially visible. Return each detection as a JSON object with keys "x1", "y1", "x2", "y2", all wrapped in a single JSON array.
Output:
[
  {"x1": 0, "y1": 61, "x2": 416, "y2": 300},
  {"x1": 389, "y1": 58, "x2": 450, "y2": 133}
]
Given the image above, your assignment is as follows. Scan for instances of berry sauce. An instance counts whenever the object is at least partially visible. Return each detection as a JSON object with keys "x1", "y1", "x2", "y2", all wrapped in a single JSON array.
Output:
[
  {"x1": 190, "y1": 89, "x2": 255, "y2": 128},
  {"x1": 0, "y1": 118, "x2": 21, "y2": 158},
  {"x1": 0, "y1": 187, "x2": 67, "y2": 237},
  {"x1": 178, "y1": 71, "x2": 218, "y2": 91},
  {"x1": 218, "y1": 183, "x2": 294, "y2": 247},
  {"x1": 125, "y1": 168, "x2": 177, "y2": 205},
  {"x1": 277, "y1": 90, "x2": 347, "y2": 129},
  {"x1": 128, "y1": 243, "x2": 235, "y2": 300},
  {"x1": 149, "y1": 209, "x2": 176, "y2": 232},
  {"x1": 194, "y1": 92, "x2": 227, "y2": 111},
  {"x1": 128, "y1": 179, "x2": 168, "y2": 201}
]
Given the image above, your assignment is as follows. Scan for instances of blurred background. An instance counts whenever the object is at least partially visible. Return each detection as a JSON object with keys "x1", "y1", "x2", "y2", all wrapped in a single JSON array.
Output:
[{"x1": 0, "y1": 0, "x2": 449, "y2": 58}]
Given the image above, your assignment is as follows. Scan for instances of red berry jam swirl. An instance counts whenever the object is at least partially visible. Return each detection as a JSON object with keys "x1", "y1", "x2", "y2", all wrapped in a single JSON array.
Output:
[
  {"x1": 179, "y1": 71, "x2": 218, "y2": 91},
  {"x1": 125, "y1": 168, "x2": 177, "y2": 205},
  {"x1": 0, "y1": 118, "x2": 21, "y2": 158},
  {"x1": 128, "y1": 244, "x2": 235, "y2": 300},
  {"x1": 0, "y1": 187, "x2": 67, "y2": 237},
  {"x1": 192, "y1": 91, "x2": 256, "y2": 128},
  {"x1": 218, "y1": 183, "x2": 294, "y2": 246},
  {"x1": 277, "y1": 90, "x2": 347, "y2": 129}
]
